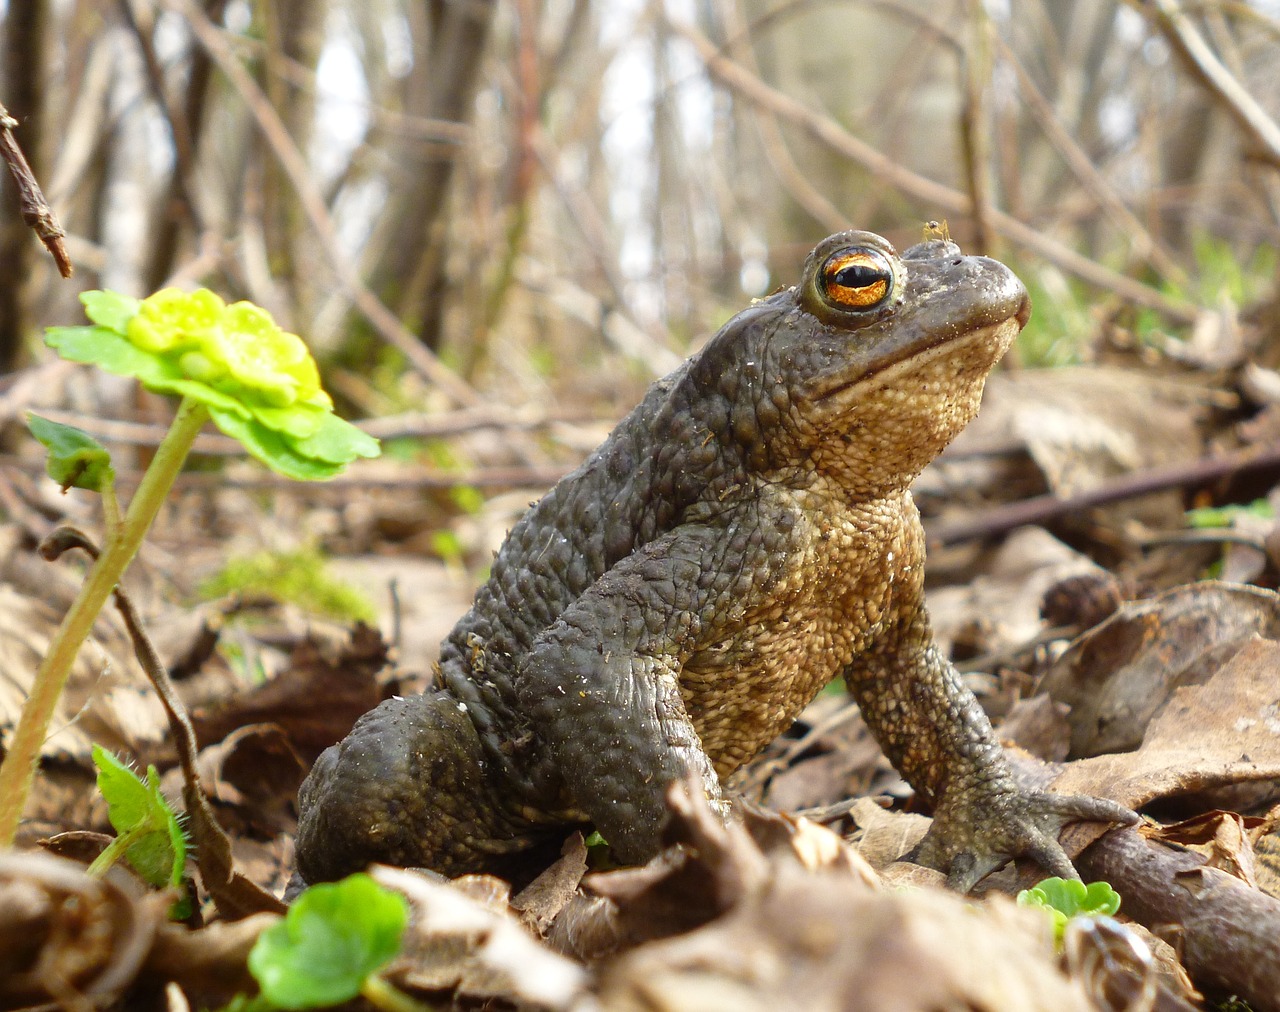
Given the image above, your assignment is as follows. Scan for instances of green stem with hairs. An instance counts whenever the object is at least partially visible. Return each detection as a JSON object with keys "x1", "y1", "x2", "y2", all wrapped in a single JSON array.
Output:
[{"x1": 0, "y1": 397, "x2": 209, "y2": 846}]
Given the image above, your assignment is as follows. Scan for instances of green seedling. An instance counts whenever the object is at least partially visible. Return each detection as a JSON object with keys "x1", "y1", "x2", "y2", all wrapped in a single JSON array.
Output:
[
  {"x1": 0, "y1": 288, "x2": 380, "y2": 846},
  {"x1": 1186, "y1": 498, "x2": 1273, "y2": 529},
  {"x1": 233, "y1": 873, "x2": 423, "y2": 1011},
  {"x1": 27, "y1": 414, "x2": 116, "y2": 496},
  {"x1": 89, "y1": 746, "x2": 191, "y2": 917},
  {"x1": 1017, "y1": 876, "x2": 1122, "y2": 945}
]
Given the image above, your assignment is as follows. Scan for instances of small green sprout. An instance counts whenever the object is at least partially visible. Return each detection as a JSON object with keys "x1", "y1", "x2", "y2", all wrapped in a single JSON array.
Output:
[
  {"x1": 1186, "y1": 499, "x2": 1273, "y2": 529},
  {"x1": 89, "y1": 746, "x2": 190, "y2": 916},
  {"x1": 27, "y1": 414, "x2": 115, "y2": 494},
  {"x1": 244, "y1": 874, "x2": 416, "y2": 1010},
  {"x1": 1017, "y1": 876, "x2": 1121, "y2": 945}
]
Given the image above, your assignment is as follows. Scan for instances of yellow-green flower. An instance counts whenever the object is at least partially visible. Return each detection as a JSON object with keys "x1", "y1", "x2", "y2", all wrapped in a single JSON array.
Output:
[{"x1": 46, "y1": 289, "x2": 379, "y2": 480}]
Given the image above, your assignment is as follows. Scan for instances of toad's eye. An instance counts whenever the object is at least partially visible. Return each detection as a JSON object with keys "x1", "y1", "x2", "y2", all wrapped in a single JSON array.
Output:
[{"x1": 818, "y1": 248, "x2": 894, "y2": 309}]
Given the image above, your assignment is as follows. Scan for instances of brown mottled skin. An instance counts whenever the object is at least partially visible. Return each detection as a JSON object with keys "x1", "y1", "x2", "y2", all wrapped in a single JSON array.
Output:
[{"x1": 294, "y1": 230, "x2": 1135, "y2": 891}]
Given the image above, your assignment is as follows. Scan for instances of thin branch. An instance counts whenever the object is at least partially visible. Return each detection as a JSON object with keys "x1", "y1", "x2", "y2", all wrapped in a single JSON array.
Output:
[
  {"x1": 670, "y1": 17, "x2": 1201, "y2": 325},
  {"x1": 166, "y1": 0, "x2": 479, "y2": 407},
  {"x1": 1134, "y1": 0, "x2": 1280, "y2": 166},
  {"x1": 0, "y1": 100, "x2": 72, "y2": 277},
  {"x1": 992, "y1": 34, "x2": 1189, "y2": 288},
  {"x1": 926, "y1": 442, "x2": 1280, "y2": 547}
]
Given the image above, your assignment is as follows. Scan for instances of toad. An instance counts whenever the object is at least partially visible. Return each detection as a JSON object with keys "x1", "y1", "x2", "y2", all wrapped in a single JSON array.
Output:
[{"x1": 294, "y1": 229, "x2": 1134, "y2": 891}]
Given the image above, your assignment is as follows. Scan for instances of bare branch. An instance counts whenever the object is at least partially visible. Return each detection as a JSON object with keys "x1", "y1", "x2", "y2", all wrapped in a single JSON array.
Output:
[
  {"x1": 0, "y1": 100, "x2": 72, "y2": 277},
  {"x1": 166, "y1": 0, "x2": 479, "y2": 407},
  {"x1": 1135, "y1": 0, "x2": 1280, "y2": 166},
  {"x1": 670, "y1": 17, "x2": 1200, "y2": 325}
]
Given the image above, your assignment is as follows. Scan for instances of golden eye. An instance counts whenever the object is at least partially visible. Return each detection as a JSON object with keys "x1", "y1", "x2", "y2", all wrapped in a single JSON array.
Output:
[{"x1": 818, "y1": 248, "x2": 894, "y2": 309}]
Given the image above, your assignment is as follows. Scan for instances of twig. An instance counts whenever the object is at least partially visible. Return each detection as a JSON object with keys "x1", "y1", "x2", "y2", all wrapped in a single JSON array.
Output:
[
  {"x1": 671, "y1": 18, "x2": 1200, "y2": 325},
  {"x1": 165, "y1": 0, "x2": 479, "y2": 407},
  {"x1": 0, "y1": 100, "x2": 72, "y2": 277},
  {"x1": 1079, "y1": 827, "x2": 1280, "y2": 1012},
  {"x1": 39, "y1": 526, "x2": 286, "y2": 918},
  {"x1": 1135, "y1": 0, "x2": 1280, "y2": 166},
  {"x1": 992, "y1": 35, "x2": 1188, "y2": 288},
  {"x1": 926, "y1": 443, "x2": 1280, "y2": 547}
]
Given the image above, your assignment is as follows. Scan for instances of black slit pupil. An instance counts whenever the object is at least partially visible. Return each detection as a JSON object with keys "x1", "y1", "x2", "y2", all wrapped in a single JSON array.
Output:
[{"x1": 833, "y1": 264, "x2": 887, "y2": 288}]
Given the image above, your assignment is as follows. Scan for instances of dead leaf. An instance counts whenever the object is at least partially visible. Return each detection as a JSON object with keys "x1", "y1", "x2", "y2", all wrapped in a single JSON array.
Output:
[
  {"x1": 188, "y1": 624, "x2": 389, "y2": 763},
  {"x1": 948, "y1": 367, "x2": 1209, "y2": 497},
  {"x1": 371, "y1": 865, "x2": 588, "y2": 1009},
  {"x1": 143, "y1": 913, "x2": 276, "y2": 1009},
  {"x1": 1039, "y1": 582, "x2": 1280, "y2": 756},
  {"x1": 928, "y1": 526, "x2": 1107, "y2": 658},
  {"x1": 1052, "y1": 635, "x2": 1280, "y2": 811},
  {"x1": 997, "y1": 694, "x2": 1073, "y2": 763},
  {"x1": 512, "y1": 832, "x2": 589, "y2": 935},
  {"x1": 1155, "y1": 811, "x2": 1260, "y2": 888},
  {"x1": 595, "y1": 882, "x2": 1093, "y2": 1011},
  {"x1": 0, "y1": 851, "x2": 163, "y2": 1010}
]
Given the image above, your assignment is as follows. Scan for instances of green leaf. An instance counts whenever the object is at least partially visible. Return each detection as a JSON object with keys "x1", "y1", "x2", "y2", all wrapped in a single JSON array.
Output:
[
  {"x1": 92, "y1": 745, "x2": 187, "y2": 891},
  {"x1": 80, "y1": 289, "x2": 141, "y2": 333},
  {"x1": 248, "y1": 873, "x2": 408, "y2": 1009},
  {"x1": 292, "y1": 412, "x2": 381, "y2": 465},
  {"x1": 208, "y1": 409, "x2": 345, "y2": 481},
  {"x1": 27, "y1": 413, "x2": 115, "y2": 493},
  {"x1": 1017, "y1": 877, "x2": 1121, "y2": 945}
]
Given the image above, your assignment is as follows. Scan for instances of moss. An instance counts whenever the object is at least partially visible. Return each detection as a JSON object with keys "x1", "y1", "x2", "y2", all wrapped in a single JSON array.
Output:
[{"x1": 200, "y1": 548, "x2": 377, "y2": 623}]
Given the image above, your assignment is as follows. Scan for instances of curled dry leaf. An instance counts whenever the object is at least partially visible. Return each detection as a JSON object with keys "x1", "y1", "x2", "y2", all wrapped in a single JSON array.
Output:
[
  {"x1": 1053, "y1": 635, "x2": 1280, "y2": 832},
  {"x1": 1155, "y1": 810, "x2": 1260, "y2": 888},
  {"x1": 370, "y1": 865, "x2": 588, "y2": 1010},
  {"x1": 511, "y1": 832, "x2": 590, "y2": 936},
  {"x1": 595, "y1": 882, "x2": 1092, "y2": 1012},
  {"x1": 1040, "y1": 582, "x2": 1280, "y2": 757},
  {"x1": 0, "y1": 851, "x2": 162, "y2": 1010}
]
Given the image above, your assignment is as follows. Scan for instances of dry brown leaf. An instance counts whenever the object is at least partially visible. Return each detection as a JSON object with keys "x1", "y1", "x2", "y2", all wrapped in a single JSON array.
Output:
[
  {"x1": 512, "y1": 832, "x2": 590, "y2": 935},
  {"x1": 947, "y1": 367, "x2": 1208, "y2": 497},
  {"x1": 188, "y1": 624, "x2": 389, "y2": 764},
  {"x1": 0, "y1": 851, "x2": 163, "y2": 1011},
  {"x1": 371, "y1": 865, "x2": 588, "y2": 1009},
  {"x1": 1039, "y1": 582, "x2": 1280, "y2": 756},
  {"x1": 1154, "y1": 811, "x2": 1260, "y2": 888},
  {"x1": 998, "y1": 694, "x2": 1073, "y2": 763},
  {"x1": 928, "y1": 526, "x2": 1106, "y2": 657},
  {"x1": 595, "y1": 882, "x2": 1091, "y2": 1012},
  {"x1": 0, "y1": 572, "x2": 167, "y2": 767},
  {"x1": 843, "y1": 796, "x2": 931, "y2": 872},
  {"x1": 143, "y1": 913, "x2": 277, "y2": 1009},
  {"x1": 1052, "y1": 635, "x2": 1280, "y2": 810}
]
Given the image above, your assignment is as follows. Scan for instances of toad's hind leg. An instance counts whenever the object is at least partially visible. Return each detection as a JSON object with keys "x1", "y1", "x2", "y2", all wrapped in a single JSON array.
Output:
[{"x1": 293, "y1": 691, "x2": 543, "y2": 883}]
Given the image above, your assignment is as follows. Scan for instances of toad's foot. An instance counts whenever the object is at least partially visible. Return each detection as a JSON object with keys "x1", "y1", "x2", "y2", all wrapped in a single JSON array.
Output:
[{"x1": 910, "y1": 789, "x2": 1139, "y2": 893}]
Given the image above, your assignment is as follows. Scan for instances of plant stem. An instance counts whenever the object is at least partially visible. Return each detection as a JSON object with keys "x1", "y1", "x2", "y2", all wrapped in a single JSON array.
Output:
[
  {"x1": 361, "y1": 975, "x2": 435, "y2": 1012},
  {"x1": 0, "y1": 397, "x2": 210, "y2": 846}
]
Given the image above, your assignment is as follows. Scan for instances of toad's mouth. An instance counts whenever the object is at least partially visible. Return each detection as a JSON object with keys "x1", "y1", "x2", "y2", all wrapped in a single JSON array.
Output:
[{"x1": 808, "y1": 311, "x2": 1025, "y2": 408}]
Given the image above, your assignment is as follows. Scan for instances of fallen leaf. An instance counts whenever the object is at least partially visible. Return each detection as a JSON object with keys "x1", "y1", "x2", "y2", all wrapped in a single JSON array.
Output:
[
  {"x1": 1039, "y1": 582, "x2": 1280, "y2": 756},
  {"x1": 1052, "y1": 635, "x2": 1280, "y2": 810}
]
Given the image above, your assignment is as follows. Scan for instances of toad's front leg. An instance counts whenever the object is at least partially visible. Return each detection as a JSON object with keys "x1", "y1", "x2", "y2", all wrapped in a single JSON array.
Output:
[
  {"x1": 848, "y1": 606, "x2": 1136, "y2": 892},
  {"x1": 516, "y1": 518, "x2": 774, "y2": 863}
]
